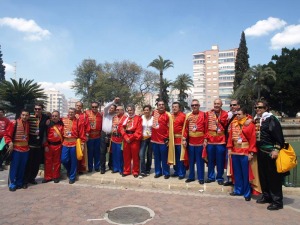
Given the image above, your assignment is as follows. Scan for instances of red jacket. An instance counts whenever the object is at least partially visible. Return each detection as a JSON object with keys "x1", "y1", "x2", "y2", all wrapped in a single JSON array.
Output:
[
  {"x1": 4, "y1": 119, "x2": 30, "y2": 152},
  {"x1": 119, "y1": 115, "x2": 143, "y2": 142},
  {"x1": 62, "y1": 117, "x2": 86, "y2": 147},
  {"x1": 111, "y1": 114, "x2": 127, "y2": 143},
  {"x1": 183, "y1": 111, "x2": 206, "y2": 146},
  {"x1": 45, "y1": 122, "x2": 64, "y2": 150},
  {"x1": 85, "y1": 110, "x2": 102, "y2": 139},
  {"x1": 172, "y1": 112, "x2": 186, "y2": 145},
  {"x1": 0, "y1": 117, "x2": 10, "y2": 138},
  {"x1": 151, "y1": 110, "x2": 170, "y2": 144},
  {"x1": 205, "y1": 109, "x2": 228, "y2": 144}
]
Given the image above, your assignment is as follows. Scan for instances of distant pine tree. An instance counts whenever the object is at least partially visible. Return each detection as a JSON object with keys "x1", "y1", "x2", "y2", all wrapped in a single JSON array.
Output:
[
  {"x1": 0, "y1": 45, "x2": 6, "y2": 82},
  {"x1": 234, "y1": 31, "x2": 249, "y2": 91}
]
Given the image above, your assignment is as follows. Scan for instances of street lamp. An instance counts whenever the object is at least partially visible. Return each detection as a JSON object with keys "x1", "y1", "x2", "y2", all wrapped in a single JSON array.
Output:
[{"x1": 278, "y1": 91, "x2": 283, "y2": 121}]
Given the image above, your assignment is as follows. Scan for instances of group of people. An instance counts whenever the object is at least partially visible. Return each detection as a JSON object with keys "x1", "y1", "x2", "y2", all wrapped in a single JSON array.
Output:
[{"x1": 0, "y1": 97, "x2": 286, "y2": 210}]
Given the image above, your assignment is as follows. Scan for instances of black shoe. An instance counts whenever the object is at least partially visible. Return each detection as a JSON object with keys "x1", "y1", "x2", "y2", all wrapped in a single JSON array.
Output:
[
  {"x1": 78, "y1": 171, "x2": 84, "y2": 175},
  {"x1": 134, "y1": 175, "x2": 138, "y2": 178},
  {"x1": 22, "y1": 184, "x2": 28, "y2": 189},
  {"x1": 164, "y1": 175, "x2": 170, "y2": 179},
  {"x1": 267, "y1": 204, "x2": 283, "y2": 210},
  {"x1": 111, "y1": 170, "x2": 118, "y2": 174},
  {"x1": 217, "y1": 180, "x2": 224, "y2": 185},
  {"x1": 230, "y1": 192, "x2": 242, "y2": 196},
  {"x1": 42, "y1": 179, "x2": 52, "y2": 183},
  {"x1": 53, "y1": 178, "x2": 60, "y2": 183},
  {"x1": 100, "y1": 170, "x2": 105, "y2": 174},
  {"x1": 95, "y1": 169, "x2": 100, "y2": 172},
  {"x1": 205, "y1": 179, "x2": 213, "y2": 183},
  {"x1": 245, "y1": 197, "x2": 251, "y2": 201},
  {"x1": 185, "y1": 178, "x2": 195, "y2": 183},
  {"x1": 199, "y1": 180, "x2": 204, "y2": 184},
  {"x1": 9, "y1": 187, "x2": 16, "y2": 192},
  {"x1": 256, "y1": 197, "x2": 272, "y2": 204},
  {"x1": 16, "y1": 186, "x2": 22, "y2": 189},
  {"x1": 154, "y1": 174, "x2": 162, "y2": 178},
  {"x1": 146, "y1": 171, "x2": 150, "y2": 175},
  {"x1": 178, "y1": 176, "x2": 184, "y2": 180},
  {"x1": 69, "y1": 180, "x2": 75, "y2": 184},
  {"x1": 223, "y1": 181, "x2": 233, "y2": 186},
  {"x1": 29, "y1": 180, "x2": 37, "y2": 185},
  {"x1": 171, "y1": 174, "x2": 178, "y2": 177},
  {"x1": 140, "y1": 173, "x2": 147, "y2": 177},
  {"x1": 87, "y1": 169, "x2": 92, "y2": 173},
  {"x1": 122, "y1": 173, "x2": 129, "y2": 177}
]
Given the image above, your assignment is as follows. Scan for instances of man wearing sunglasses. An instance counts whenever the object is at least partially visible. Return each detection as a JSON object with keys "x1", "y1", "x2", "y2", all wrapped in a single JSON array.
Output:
[
  {"x1": 182, "y1": 99, "x2": 206, "y2": 184},
  {"x1": 85, "y1": 102, "x2": 103, "y2": 173},
  {"x1": 23, "y1": 103, "x2": 50, "y2": 188}
]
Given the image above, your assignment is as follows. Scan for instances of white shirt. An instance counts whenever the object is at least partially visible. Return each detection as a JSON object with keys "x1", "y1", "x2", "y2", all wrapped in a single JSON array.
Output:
[
  {"x1": 142, "y1": 115, "x2": 153, "y2": 137},
  {"x1": 102, "y1": 101, "x2": 116, "y2": 133}
]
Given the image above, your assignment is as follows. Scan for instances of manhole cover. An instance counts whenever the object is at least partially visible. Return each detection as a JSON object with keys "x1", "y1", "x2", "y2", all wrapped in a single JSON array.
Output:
[{"x1": 104, "y1": 205, "x2": 155, "y2": 225}]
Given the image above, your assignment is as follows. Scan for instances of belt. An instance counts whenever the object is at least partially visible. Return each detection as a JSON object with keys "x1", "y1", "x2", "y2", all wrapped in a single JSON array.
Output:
[
  {"x1": 64, "y1": 138, "x2": 76, "y2": 142},
  {"x1": 143, "y1": 136, "x2": 151, "y2": 140},
  {"x1": 234, "y1": 141, "x2": 249, "y2": 148},
  {"x1": 90, "y1": 131, "x2": 101, "y2": 135},
  {"x1": 14, "y1": 141, "x2": 28, "y2": 147},
  {"x1": 189, "y1": 131, "x2": 204, "y2": 137},
  {"x1": 48, "y1": 141, "x2": 62, "y2": 146},
  {"x1": 126, "y1": 131, "x2": 135, "y2": 134},
  {"x1": 209, "y1": 131, "x2": 224, "y2": 136},
  {"x1": 174, "y1": 134, "x2": 182, "y2": 138},
  {"x1": 112, "y1": 133, "x2": 121, "y2": 137}
]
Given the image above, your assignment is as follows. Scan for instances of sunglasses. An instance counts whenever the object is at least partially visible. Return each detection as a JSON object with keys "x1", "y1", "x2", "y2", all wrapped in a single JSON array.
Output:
[
  {"x1": 158, "y1": 104, "x2": 165, "y2": 106},
  {"x1": 255, "y1": 106, "x2": 265, "y2": 109},
  {"x1": 230, "y1": 104, "x2": 237, "y2": 106},
  {"x1": 191, "y1": 104, "x2": 199, "y2": 107},
  {"x1": 91, "y1": 106, "x2": 98, "y2": 108},
  {"x1": 34, "y1": 108, "x2": 42, "y2": 111}
]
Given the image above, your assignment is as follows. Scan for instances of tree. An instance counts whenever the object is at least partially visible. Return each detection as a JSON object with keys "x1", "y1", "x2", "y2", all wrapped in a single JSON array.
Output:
[
  {"x1": 233, "y1": 65, "x2": 276, "y2": 114},
  {"x1": 268, "y1": 48, "x2": 300, "y2": 116},
  {"x1": 0, "y1": 45, "x2": 5, "y2": 82},
  {"x1": 171, "y1": 73, "x2": 193, "y2": 111},
  {"x1": 94, "y1": 60, "x2": 158, "y2": 107},
  {"x1": 0, "y1": 78, "x2": 47, "y2": 118},
  {"x1": 148, "y1": 55, "x2": 174, "y2": 102},
  {"x1": 72, "y1": 59, "x2": 100, "y2": 105},
  {"x1": 234, "y1": 31, "x2": 250, "y2": 91},
  {"x1": 155, "y1": 78, "x2": 172, "y2": 111}
]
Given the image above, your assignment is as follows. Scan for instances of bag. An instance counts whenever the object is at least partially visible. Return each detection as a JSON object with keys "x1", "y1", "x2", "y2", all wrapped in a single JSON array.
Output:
[
  {"x1": 76, "y1": 138, "x2": 83, "y2": 160},
  {"x1": 276, "y1": 143, "x2": 297, "y2": 173}
]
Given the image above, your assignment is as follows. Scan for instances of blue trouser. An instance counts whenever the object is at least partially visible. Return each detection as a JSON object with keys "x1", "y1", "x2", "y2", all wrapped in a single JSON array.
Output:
[
  {"x1": 9, "y1": 150, "x2": 29, "y2": 188},
  {"x1": 188, "y1": 145, "x2": 205, "y2": 181},
  {"x1": 87, "y1": 138, "x2": 101, "y2": 171},
  {"x1": 152, "y1": 143, "x2": 170, "y2": 176},
  {"x1": 61, "y1": 146, "x2": 77, "y2": 181},
  {"x1": 112, "y1": 142, "x2": 123, "y2": 173},
  {"x1": 232, "y1": 155, "x2": 251, "y2": 198},
  {"x1": 173, "y1": 145, "x2": 186, "y2": 178},
  {"x1": 207, "y1": 144, "x2": 226, "y2": 181},
  {"x1": 139, "y1": 138, "x2": 152, "y2": 174}
]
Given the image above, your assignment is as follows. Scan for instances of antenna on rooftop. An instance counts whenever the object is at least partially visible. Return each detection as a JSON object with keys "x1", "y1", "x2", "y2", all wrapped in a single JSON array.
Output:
[{"x1": 14, "y1": 62, "x2": 17, "y2": 79}]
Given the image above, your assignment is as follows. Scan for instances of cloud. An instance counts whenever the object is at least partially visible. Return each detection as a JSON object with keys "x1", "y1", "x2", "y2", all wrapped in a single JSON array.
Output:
[
  {"x1": 271, "y1": 24, "x2": 300, "y2": 49},
  {"x1": 3, "y1": 63, "x2": 14, "y2": 73},
  {"x1": 0, "y1": 17, "x2": 51, "y2": 41},
  {"x1": 39, "y1": 81, "x2": 74, "y2": 91},
  {"x1": 245, "y1": 17, "x2": 287, "y2": 37}
]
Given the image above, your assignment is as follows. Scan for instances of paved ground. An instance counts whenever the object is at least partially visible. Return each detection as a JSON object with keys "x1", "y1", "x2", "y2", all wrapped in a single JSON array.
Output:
[{"x1": 0, "y1": 168, "x2": 300, "y2": 225}]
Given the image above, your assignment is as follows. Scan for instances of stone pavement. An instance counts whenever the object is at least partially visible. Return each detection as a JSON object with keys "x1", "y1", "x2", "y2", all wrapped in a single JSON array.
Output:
[{"x1": 1, "y1": 169, "x2": 300, "y2": 225}]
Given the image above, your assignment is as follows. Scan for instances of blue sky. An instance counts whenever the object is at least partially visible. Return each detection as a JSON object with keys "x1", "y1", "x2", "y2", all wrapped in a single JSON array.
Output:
[{"x1": 1, "y1": 0, "x2": 300, "y2": 98}]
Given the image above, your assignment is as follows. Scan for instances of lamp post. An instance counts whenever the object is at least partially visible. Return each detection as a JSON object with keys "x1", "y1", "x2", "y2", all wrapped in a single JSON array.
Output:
[{"x1": 278, "y1": 91, "x2": 283, "y2": 121}]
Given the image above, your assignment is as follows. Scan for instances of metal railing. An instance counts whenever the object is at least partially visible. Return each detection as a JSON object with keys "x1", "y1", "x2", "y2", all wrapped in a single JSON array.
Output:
[{"x1": 284, "y1": 155, "x2": 299, "y2": 187}]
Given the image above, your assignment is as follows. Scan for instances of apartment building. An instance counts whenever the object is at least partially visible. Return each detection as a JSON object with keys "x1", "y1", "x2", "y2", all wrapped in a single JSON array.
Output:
[
  {"x1": 193, "y1": 45, "x2": 237, "y2": 111},
  {"x1": 44, "y1": 89, "x2": 68, "y2": 116}
]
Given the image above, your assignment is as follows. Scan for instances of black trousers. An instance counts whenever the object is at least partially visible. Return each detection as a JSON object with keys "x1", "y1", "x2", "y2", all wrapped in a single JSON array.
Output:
[
  {"x1": 24, "y1": 147, "x2": 44, "y2": 183},
  {"x1": 257, "y1": 149, "x2": 283, "y2": 206},
  {"x1": 100, "y1": 132, "x2": 112, "y2": 171}
]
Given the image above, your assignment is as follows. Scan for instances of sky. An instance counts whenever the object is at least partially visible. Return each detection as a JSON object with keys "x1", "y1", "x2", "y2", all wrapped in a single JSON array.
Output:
[{"x1": 1, "y1": 0, "x2": 300, "y2": 99}]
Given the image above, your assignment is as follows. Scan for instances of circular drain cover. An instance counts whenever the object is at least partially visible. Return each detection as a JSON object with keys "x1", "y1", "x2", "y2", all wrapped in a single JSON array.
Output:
[{"x1": 104, "y1": 205, "x2": 155, "y2": 225}]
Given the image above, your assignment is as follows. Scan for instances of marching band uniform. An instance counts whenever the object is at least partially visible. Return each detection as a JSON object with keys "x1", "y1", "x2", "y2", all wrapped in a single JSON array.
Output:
[
  {"x1": 205, "y1": 109, "x2": 228, "y2": 183},
  {"x1": 172, "y1": 111, "x2": 186, "y2": 179},
  {"x1": 119, "y1": 115, "x2": 143, "y2": 177},
  {"x1": 5, "y1": 118, "x2": 30, "y2": 190},
  {"x1": 111, "y1": 113, "x2": 127, "y2": 174},
  {"x1": 85, "y1": 110, "x2": 102, "y2": 172},
  {"x1": 44, "y1": 120, "x2": 64, "y2": 182},
  {"x1": 182, "y1": 111, "x2": 206, "y2": 182},
  {"x1": 151, "y1": 110, "x2": 175, "y2": 178},
  {"x1": 227, "y1": 117, "x2": 257, "y2": 200},
  {"x1": 61, "y1": 116, "x2": 86, "y2": 183}
]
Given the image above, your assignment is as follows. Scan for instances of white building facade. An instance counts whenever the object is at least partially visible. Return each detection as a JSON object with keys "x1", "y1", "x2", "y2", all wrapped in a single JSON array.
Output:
[{"x1": 44, "y1": 90, "x2": 68, "y2": 117}]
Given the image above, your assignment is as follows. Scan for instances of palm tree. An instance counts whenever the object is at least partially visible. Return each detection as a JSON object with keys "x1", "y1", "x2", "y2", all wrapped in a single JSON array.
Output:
[
  {"x1": 148, "y1": 55, "x2": 174, "y2": 102},
  {"x1": 0, "y1": 78, "x2": 47, "y2": 118},
  {"x1": 155, "y1": 78, "x2": 172, "y2": 111},
  {"x1": 172, "y1": 73, "x2": 193, "y2": 111}
]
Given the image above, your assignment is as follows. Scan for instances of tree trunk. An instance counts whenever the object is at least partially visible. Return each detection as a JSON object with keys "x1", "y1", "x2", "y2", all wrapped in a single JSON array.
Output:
[{"x1": 159, "y1": 72, "x2": 163, "y2": 101}]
